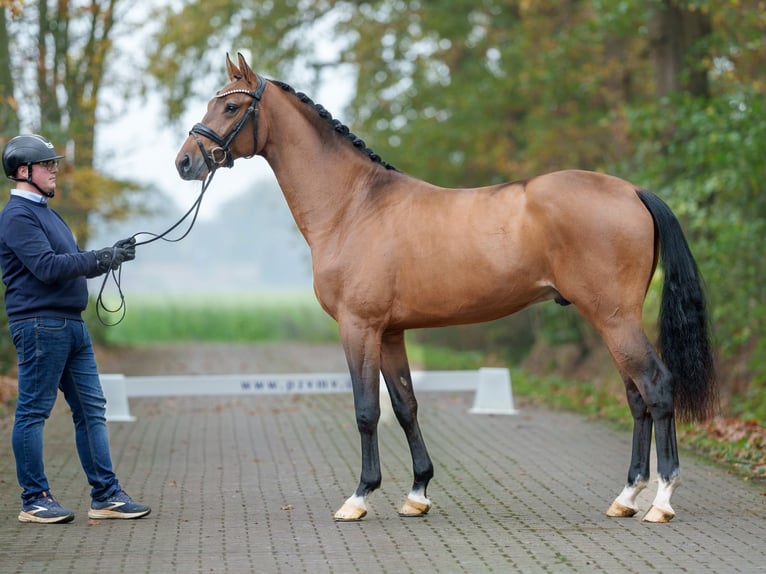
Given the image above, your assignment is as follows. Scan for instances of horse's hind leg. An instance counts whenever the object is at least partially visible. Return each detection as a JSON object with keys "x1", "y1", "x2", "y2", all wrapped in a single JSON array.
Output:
[
  {"x1": 602, "y1": 323, "x2": 680, "y2": 523},
  {"x1": 380, "y1": 330, "x2": 434, "y2": 516},
  {"x1": 607, "y1": 380, "x2": 652, "y2": 517}
]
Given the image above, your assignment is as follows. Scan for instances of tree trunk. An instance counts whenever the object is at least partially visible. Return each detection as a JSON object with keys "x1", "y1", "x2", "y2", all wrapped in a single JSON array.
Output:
[
  {"x1": 648, "y1": 0, "x2": 712, "y2": 98},
  {"x1": 0, "y1": 7, "x2": 18, "y2": 140}
]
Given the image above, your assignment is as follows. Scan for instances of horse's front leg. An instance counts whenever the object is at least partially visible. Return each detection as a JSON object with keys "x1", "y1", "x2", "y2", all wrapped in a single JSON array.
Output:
[
  {"x1": 334, "y1": 324, "x2": 383, "y2": 522},
  {"x1": 380, "y1": 330, "x2": 434, "y2": 517}
]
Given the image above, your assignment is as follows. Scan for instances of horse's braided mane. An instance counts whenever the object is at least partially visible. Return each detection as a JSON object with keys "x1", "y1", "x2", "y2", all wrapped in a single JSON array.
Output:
[{"x1": 270, "y1": 79, "x2": 398, "y2": 171}]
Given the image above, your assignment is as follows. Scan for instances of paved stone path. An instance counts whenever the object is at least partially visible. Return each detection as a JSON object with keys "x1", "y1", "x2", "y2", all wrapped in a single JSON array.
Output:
[{"x1": 0, "y1": 389, "x2": 764, "y2": 573}]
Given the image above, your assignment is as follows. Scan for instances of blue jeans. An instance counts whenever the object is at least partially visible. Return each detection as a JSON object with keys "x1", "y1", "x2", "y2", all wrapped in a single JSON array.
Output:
[{"x1": 10, "y1": 317, "x2": 119, "y2": 505}]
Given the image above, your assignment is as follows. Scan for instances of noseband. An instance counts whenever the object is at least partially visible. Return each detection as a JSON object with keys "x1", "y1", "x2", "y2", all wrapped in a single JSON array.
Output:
[{"x1": 189, "y1": 74, "x2": 267, "y2": 171}]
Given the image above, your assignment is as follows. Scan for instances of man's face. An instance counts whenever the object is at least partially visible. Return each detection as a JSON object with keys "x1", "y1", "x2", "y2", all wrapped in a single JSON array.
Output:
[{"x1": 19, "y1": 160, "x2": 58, "y2": 196}]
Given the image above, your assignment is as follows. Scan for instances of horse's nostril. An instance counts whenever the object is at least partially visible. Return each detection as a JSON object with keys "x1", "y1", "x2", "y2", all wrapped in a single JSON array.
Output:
[{"x1": 178, "y1": 154, "x2": 191, "y2": 174}]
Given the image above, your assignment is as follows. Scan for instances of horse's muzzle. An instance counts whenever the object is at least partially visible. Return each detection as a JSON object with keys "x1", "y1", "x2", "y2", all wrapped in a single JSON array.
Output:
[{"x1": 175, "y1": 150, "x2": 206, "y2": 181}]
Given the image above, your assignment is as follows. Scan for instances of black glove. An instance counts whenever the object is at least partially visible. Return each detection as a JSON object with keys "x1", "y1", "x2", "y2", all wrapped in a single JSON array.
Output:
[
  {"x1": 94, "y1": 238, "x2": 136, "y2": 273},
  {"x1": 113, "y1": 237, "x2": 136, "y2": 262}
]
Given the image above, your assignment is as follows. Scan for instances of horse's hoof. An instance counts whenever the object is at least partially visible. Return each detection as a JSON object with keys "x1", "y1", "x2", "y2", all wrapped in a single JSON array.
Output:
[
  {"x1": 606, "y1": 500, "x2": 639, "y2": 518},
  {"x1": 642, "y1": 505, "x2": 675, "y2": 523},
  {"x1": 334, "y1": 502, "x2": 367, "y2": 522},
  {"x1": 399, "y1": 497, "x2": 431, "y2": 517}
]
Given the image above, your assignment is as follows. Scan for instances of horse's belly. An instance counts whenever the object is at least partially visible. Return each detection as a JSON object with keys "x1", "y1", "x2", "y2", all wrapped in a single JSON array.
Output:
[{"x1": 389, "y1": 279, "x2": 554, "y2": 329}]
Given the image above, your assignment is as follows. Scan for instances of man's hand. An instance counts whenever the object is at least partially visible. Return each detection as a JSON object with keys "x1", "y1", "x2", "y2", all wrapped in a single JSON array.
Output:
[
  {"x1": 94, "y1": 237, "x2": 136, "y2": 273},
  {"x1": 113, "y1": 237, "x2": 136, "y2": 262}
]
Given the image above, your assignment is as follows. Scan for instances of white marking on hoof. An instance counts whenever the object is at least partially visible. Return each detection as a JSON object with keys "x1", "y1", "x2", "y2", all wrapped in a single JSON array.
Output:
[
  {"x1": 606, "y1": 480, "x2": 647, "y2": 518},
  {"x1": 642, "y1": 475, "x2": 679, "y2": 523},
  {"x1": 399, "y1": 492, "x2": 431, "y2": 517},
  {"x1": 334, "y1": 495, "x2": 367, "y2": 522}
]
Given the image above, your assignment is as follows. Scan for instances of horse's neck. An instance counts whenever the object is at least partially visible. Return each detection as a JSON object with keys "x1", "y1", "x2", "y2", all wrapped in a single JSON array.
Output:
[{"x1": 260, "y1": 97, "x2": 374, "y2": 246}]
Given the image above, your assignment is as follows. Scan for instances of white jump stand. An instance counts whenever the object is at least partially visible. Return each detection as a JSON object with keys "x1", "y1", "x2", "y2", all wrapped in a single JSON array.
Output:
[
  {"x1": 469, "y1": 368, "x2": 519, "y2": 415},
  {"x1": 100, "y1": 374, "x2": 135, "y2": 422}
]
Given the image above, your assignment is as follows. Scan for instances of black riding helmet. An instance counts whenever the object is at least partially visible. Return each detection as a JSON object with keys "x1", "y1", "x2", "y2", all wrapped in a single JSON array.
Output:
[
  {"x1": 3, "y1": 134, "x2": 65, "y2": 180},
  {"x1": 2, "y1": 135, "x2": 65, "y2": 199}
]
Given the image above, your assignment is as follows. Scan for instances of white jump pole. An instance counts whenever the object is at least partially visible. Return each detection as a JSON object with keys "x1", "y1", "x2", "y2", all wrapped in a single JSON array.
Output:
[{"x1": 100, "y1": 368, "x2": 518, "y2": 421}]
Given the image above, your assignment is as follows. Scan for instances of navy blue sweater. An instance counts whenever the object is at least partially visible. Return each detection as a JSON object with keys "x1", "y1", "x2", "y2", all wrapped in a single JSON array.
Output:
[{"x1": 0, "y1": 194, "x2": 101, "y2": 321}]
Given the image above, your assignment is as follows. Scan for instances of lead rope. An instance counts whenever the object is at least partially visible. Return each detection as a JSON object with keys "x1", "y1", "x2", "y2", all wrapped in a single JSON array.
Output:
[{"x1": 95, "y1": 167, "x2": 218, "y2": 326}]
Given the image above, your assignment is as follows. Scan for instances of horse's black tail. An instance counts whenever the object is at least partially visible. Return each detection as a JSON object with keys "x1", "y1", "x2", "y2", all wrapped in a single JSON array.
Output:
[{"x1": 637, "y1": 189, "x2": 718, "y2": 423}]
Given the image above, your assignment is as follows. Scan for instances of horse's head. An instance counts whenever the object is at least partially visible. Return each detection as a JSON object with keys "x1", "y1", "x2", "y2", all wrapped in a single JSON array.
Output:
[{"x1": 175, "y1": 53, "x2": 267, "y2": 181}]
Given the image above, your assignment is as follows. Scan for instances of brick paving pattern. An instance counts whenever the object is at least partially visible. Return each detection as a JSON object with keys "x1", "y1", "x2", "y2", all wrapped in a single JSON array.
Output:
[{"x1": 0, "y1": 392, "x2": 764, "y2": 573}]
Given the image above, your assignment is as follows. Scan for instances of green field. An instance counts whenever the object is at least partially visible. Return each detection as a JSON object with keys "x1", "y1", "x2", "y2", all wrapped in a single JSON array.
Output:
[{"x1": 97, "y1": 290, "x2": 340, "y2": 346}]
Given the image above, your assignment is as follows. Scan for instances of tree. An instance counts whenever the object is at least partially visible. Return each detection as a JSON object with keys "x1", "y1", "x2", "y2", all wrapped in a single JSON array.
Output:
[
  {"x1": 0, "y1": 3, "x2": 19, "y2": 136},
  {"x1": 336, "y1": 1, "x2": 652, "y2": 184},
  {"x1": 1, "y1": 0, "x2": 144, "y2": 244},
  {"x1": 648, "y1": 0, "x2": 712, "y2": 97}
]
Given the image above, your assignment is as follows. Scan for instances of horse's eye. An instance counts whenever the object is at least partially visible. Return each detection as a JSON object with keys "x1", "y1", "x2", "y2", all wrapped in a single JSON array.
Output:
[{"x1": 225, "y1": 102, "x2": 239, "y2": 113}]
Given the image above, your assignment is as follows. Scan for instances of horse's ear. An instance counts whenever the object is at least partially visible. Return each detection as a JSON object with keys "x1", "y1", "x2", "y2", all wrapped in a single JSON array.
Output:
[
  {"x1": 236, "y1": 52, "x2": 256, "y2": 84},
  {"x1": 226, "y1": 52, "x2": 240, "y2": 81}
]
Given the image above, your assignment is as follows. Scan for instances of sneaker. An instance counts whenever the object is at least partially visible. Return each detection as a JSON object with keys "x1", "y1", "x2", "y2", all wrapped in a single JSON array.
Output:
[
  {"x1": 88, "y1": 489, "x2": 151, "y2": 519},
  {"x1": 18, "y1": 491, "x2": 75, "y2": 524}
]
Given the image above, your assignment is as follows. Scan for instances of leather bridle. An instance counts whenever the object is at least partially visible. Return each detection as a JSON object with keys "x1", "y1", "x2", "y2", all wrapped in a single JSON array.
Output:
[{"x1": 189, "y1": 74, "x2": 267, "y2": 172}]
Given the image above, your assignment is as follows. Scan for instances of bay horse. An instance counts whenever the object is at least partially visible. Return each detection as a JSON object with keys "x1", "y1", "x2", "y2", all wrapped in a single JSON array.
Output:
[{"x1": 175, "y1": 53, "x2": 717, "y2": 523}]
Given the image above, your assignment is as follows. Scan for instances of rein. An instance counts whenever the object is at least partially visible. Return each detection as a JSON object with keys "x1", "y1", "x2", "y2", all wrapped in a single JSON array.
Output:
[{"x1": 95, "y1": 167, "x2": 217, "y2": 326}]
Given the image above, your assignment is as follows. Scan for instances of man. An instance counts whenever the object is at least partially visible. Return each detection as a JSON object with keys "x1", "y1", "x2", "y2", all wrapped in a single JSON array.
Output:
[{"x1": 0, "y1": 134, "x2": 150, "y2": 524}]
